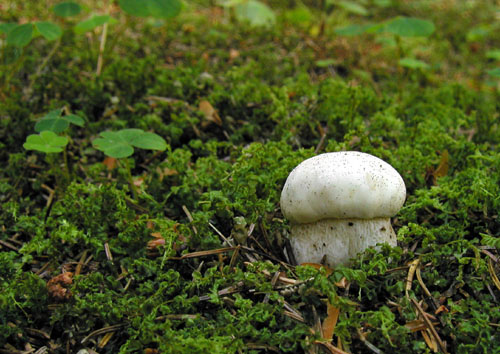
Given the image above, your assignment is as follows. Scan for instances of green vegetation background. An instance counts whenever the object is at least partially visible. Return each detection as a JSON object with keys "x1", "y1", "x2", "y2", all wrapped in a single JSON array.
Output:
[{"x1": 0, "y1": 0, "x2": 499, "y2": 353}]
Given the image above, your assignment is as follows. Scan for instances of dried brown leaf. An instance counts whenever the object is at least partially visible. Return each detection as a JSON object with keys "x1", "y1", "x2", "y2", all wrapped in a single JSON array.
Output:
[
  {"x1": 488, "y1": 258, "x2": 500, "y2": 291},
  {"x1": 301, "y1": 262, "x2": 333, "y2": 277},
  {"x1": 432, "y1": 150, "x2": 449, "y2": 183},
  {"x1": 199, "y1": 100, "x2": 222, "y2": 126},
  {"x1": 322, "y1": 303, "x2": 339, "y2": 340},
  {"x1": 47, "y1": 272, "x2": 73, "y2": 301},
  {"x1": 435, "y1": 305, "x2": 449, "y2": 315},
  {"x1": 229, "y1": 48, "x2": 240, "y2": 60},
  {"x1": 406, "y1": 259, "x2": 420, "y2": 299},
  {"x1": 102, "y1": 157, "x2": 117, "y2": 170},
  {"x1": 421, "y1": 329, "x2": 438, "y2": 352}
]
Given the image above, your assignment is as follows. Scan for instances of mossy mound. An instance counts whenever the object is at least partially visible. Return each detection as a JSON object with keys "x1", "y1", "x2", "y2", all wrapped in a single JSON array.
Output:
[{"x1": 1, "y1": 1, "x2": 499, "y2": 353}]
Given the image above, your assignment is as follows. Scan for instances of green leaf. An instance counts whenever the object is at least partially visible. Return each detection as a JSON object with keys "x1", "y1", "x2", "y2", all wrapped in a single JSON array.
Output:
[
  {"x1": 466, "y1": 26, "x2": 490, "y2": 42},
  {"x1": 23, "y1": 131, "x2": 68, "y2": 153},
  {"x1": 338, "y1": 1, "x2": 368, "y2": 16},
  {"x1": 119, "y1": 0, "x2": 182, "y2": 18},
  {"x1": 53, "y1": 2, "x2": 82, "y2": 17},
  {"x1": 487, "y1": 68, "x2": 500, "y2": 78},
  {"x1": 0, "y1": 23, "x2": 17, "y2": 34},
  {"x1": 93, "y1": 129, "x2": 167, "y2": 158},
  {"x1": 35, "y1": 22, "x2": 63, "y2": 41},
  {"x1": 398, "y1": 58, "x2": 430, "y2": 69},
  {"x1": 119, "y1": 0, "x2": 151, "y2": 17},
  {"x1": 1, "y1": 45, "x2": 22, "y2": 65},
  {"x1": 130, "y1": 131, "x2": 168, "y2": 150},
  {"x1": 63, "y1": 114, "x2": 85, "y2": 127},
  {"x1": 93, "y1": 132, "x2": 135, "y2": 158},
  {"x1": 235, "y1": 0, "x2": 276, "y2": 27},
  {"x1": 373, "y1": 0, "x2": 391, "y2": 7},
  {"x1": 6, "y1": 23, "x2": 34, "y2": 47},
  {"x1": 74, "y1": 15, "x2": 115, "y2": 35},
  {"x1": 384, "y1": 17, "x2": 435, "y2": 37},
  {"x1": 147, "y1": 0, "x2": 182, "y2": 19},
  {"x1": 486, "y1": 50, "x2": 500, "y2": 61},
  {"x1": 284, "y1": 6, "x2": 312, "y2": 25},
  {"x1": 315, "y1": 59, "x2": 336, "y2": 68},
  {"x1": 35, "y1": 109, "x2": 85, "y2": 133}
]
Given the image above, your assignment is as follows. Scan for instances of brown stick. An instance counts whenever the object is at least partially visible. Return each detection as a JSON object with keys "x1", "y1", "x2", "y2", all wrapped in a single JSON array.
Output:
[{"x1": 410, "y1": 298, "x2": 448, "y2": 354}]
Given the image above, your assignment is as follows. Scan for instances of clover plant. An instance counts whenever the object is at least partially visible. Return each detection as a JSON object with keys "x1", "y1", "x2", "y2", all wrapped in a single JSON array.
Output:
[
  {"x1": 34, "y1": 108, "x2": 85, "y2": 133},
  {"x1": 53, "y1": 1, "x2": 82, "y2": 17},
  {"x1": 23, "y1": 131, "x2": 69, "y2": 154},
  {"x1": 93, "y1": 128, "x2": 168, "y2": 198},
  {"x1": 219, "y1": 0, "x2": 276, "y2": 27},
  {"x1": 1, "y1": 0, "x2": 183, "y2": 91},
  {"x1": 6, "y1": 22, "x2": 62, "y2": 48},
  {"x1": 119, "y1": 0, "x2": 183, "y2": 19},
  {"x1": 92, "y1": 129, "x2": 168, "y2": 158},
  {"x1": 23, "y1": 108, "x2": 85, "y2": 188},
  {"x1": 335, "y1": 16, "x2": 435, "y2": 70}
]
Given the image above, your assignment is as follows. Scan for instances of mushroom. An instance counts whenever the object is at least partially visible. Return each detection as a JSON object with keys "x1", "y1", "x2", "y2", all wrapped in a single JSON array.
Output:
[{"x1": 280, "y1": 151, "x2": 406, "y2": 267}]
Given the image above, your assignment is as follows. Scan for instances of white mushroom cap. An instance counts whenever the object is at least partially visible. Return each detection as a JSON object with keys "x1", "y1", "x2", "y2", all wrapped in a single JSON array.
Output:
[{"x1": 280, "y1": 151, "x2": 406, "y2": 224}]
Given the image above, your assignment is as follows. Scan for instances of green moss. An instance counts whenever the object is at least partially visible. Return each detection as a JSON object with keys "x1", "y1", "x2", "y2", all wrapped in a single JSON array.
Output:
[{"x1": 1, "y1": 1, "x2": 499, "y2": 352}]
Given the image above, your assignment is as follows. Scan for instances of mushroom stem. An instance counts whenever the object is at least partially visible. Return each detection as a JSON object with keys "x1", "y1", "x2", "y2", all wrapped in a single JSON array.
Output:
[{"x1": 290, "y1": 218, "x2": 396, "y2": 267}]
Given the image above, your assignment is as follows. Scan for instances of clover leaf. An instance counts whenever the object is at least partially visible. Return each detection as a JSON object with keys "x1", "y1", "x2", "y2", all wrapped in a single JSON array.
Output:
[
  {"x1": 53, "y1": 2, "x2": 82, "y2": 17},
  {"x1": 35, "y1": 108, "x2": 85, "y2": 133},
  {"x1": 35, "y1": 22, "x2": 63, "y2": 41},
  {"x1": 93, "y1": 129, "x2": 167, "y2": 158},
  {"x1": 234, "y1": 0, "x2": 276, "y2": 27},
  {"x1": 384, "y1": 17, "x2": 435, "y2": 38},
  {"x1": 398, "y1": 58, "x2": 430, "y2": 69},
  {"x1": 6, "y1": 23, "x2": 34, "y2": 47},
  {"x1": 119, "y1": 0, "x2": 182, "y2": 19},
  {"x1": 23, "y1": 131, "x2": 69, "y2": 153},
  {"x1": 74, "y1": 15, "x2": 117, "y2": 35},
  {"x1": 487, "y1": 68, "x2": 500, "y2": 78}
]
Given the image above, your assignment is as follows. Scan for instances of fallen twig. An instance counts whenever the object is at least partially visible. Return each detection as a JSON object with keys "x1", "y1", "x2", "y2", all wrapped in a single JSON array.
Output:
[
  {"x1": 81, "y1": 323, "x2": 127, "y2": 344},
  {"x1": 357, "y1": 328, "x2": 383, "y2": 354},
  {"x1": 168, "y1": 247, "x2": 238, "y2": 260},
  {"x1": 410, "y1": 298, "x2": 448, "y2": 354}
]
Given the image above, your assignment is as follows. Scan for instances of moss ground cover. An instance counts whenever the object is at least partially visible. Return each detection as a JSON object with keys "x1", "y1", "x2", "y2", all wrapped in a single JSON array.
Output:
[{"x1": 1, "y1": 1, "x2": 499, "y2": 353}]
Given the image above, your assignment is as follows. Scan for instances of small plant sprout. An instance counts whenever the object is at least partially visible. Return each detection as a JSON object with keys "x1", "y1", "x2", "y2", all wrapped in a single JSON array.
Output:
[
  {"x1": 280, "y1": 151, "x2": 406, "y2": 267},
  {"x1": 92, "y1": 129, "x2": 168, "y2": 158},
  {"x1": 118, "y1": 0, "x2": 183, "y2": 19},
  {"x1": 53, "y1": 2, "x2": 82, "y2": 18},
  {"x1": 23, "y1": 131, "x2": 68, "y2": 153},
  {"x1": 93, "y1": 128, "x2": 168, "y2": 198},
  {"x1": 1, "y1": 20, "x2": 62, "y2": 91},
  {"x1": 35, "y1": 108, "x2": 85, "y2": 133},
  {"x1": 23, "y1": 131, "x2": 71, "y2": 188},
  {"x1": 335, "y1": 16, "x2": 435, "y2": 70},
  {"x1": 220, "y1": 0, "x2": 276, "y2": 27},
  {"x1": 23, "y1": 108, "x2": 85, "y2": 187}
]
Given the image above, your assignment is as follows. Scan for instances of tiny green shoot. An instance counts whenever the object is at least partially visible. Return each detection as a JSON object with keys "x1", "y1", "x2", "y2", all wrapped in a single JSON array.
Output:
[
  {"x1": 74, "y1": 15, "x2": 117, "y2": 35},
  {"x1": 383, "y1": 17, "x2": 435, "y2": 38},
  {"x1": 487, "y1": 68, "x2": 500, "y2": 78},
  {"x1": 220, "y1": 0, "x2": 276, "y2": 27},
  {"x1": 93, "y1": 128, "x2": 168, "y2": 199},
  {"x1": 23, "y1": 131, "x2": 69, "y2": 153},
  {"x1": 398, "y1": 58, "x2": 430, "y2": 70},
  {"x1": 336, "y1": 1, "x2": 369, "y2": 16},
  {"x1": 119, "y1": 0, "x2": 183, "y2": 19},
  {"x1": 53, "y1": 2, "x2": 82, "y2": 18},
  {"x1": 6, "y1": 22, "x2": 63, "y2": 47},
  {"x1": 35, "y1": 109, "x2": 85, "y2": 133},
  {"x1": 92, "y1": 129, "x2": 168, "y2": 158}
]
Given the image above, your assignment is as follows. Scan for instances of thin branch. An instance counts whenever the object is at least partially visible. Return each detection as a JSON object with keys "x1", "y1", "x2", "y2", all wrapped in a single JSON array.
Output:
[
  {"x1": 26, "y1": 39, "x2": 61, "y2": 97},
  {"x1": 96, "y1": 21, "x2": 109, "y2": 76},
  {"x1": 410, "y1": 298, "x2": 448, "y2": 354}
]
